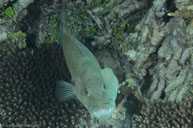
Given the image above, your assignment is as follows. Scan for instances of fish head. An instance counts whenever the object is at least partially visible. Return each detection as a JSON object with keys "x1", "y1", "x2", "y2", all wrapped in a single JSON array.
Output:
[
  {"x1": 74, "y1": 68, "x2": 119, "y2": 119},
  {"x1": 91, "y1": 68, "x2": 119, "y2": 118}
]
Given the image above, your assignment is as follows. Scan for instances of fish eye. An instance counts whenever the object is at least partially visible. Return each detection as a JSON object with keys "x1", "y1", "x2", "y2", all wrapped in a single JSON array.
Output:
[
  {"x1": 84, "y1": 86, "x2": 90, "y2": 96},
  {"x1": 100, "y1": 80, "x2": 106, "y2": 91},
  {"x1": 103, "y1": 84, "x2": 107, "y2": 90}
]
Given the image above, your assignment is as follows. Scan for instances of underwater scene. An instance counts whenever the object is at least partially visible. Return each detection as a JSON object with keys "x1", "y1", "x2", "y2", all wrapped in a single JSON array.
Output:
[{"x1": 0, "y1": 0, "x2": 193, "y2": 128}]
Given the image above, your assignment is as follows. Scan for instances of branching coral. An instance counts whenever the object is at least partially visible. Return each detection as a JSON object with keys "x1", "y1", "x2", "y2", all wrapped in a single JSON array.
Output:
[
  {"x1": 0, "y1": 43, "x2": 124, "y2": 128},
  {"x1": 131, "y1": 98, "x2": 193, "y2": 128},
  {"x1": 0, "y1": 43, "x2": 88, "y2": 127}
]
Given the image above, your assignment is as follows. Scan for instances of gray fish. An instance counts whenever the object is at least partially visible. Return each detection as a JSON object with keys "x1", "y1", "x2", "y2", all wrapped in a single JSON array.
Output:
[{"x1": 55, "y1": 6, "x2": 119, "y2": 119}]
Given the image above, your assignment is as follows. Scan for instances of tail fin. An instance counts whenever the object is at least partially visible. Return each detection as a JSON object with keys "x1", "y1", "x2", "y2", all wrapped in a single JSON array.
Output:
[
  {"x1": 60, "y1": 4, "x2": 67, "y2": 29},
  {"x1": 59, "y1": 1, "x2": 68, "y2": 44}
]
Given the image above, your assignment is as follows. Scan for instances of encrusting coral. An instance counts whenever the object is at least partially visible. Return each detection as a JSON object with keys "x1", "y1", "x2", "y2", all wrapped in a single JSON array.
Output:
[{"x1": 131, "y1": 98, "x2": 193, "y2": 128}]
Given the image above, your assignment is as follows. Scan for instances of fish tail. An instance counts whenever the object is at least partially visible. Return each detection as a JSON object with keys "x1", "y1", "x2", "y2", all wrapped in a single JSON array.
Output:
[
  {"x1": 60, "y1": 3, "x2": 67, "y2": 29},
  {"x1": 59, "y1": 1, "x2": 68, "y2": 44}
]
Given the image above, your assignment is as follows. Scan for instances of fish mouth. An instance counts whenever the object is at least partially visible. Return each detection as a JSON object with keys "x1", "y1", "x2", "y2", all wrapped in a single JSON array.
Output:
[{"x1": 92, "y1": 107, "x2": 114, "y2": 118}]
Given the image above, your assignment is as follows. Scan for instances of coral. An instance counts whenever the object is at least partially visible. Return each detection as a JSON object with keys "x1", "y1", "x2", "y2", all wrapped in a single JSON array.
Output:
[
  {"x1": 168, "y1": 5, "x2": 193, "y2": 27},
  {"x1": 0, "y1": 43, "x2": 126, "y2": 128},
  {"x1": 34, "y1": 0, "x2": 61, "y2": 47},
  {"x1": 121, "y1": 0, "x2": 167, "y2": 80},
  {"x1": 0, "y1": 0, "x2": 33, "y2": 58},
  {"x1": 147, "y1": 17, "x2": 193, "y2": 102},
  {"x1": 168, "y1": 5, "x2": 193, "y2": 18},
  {"x1": 0, "y1": 30, "x2": 27, "y2": 58},
  {"x1": 0, "y1": 0, "x2": 15, "y2": 9},
  {"x1": 10, "y1": 31, "x2": 27, "y2": 49},
  {"x1": 175, "y1": 0, "x2": 193, "y2": 9},
  {"x1": 111, "y1": 97, "x2": 127, "y2": 120},
  {"x1": 118, "y1": 0, "x2": 193, "y2": 102},
  {"x1": 63, "y1": 0, "x2": 148, "y2": 53},
  {"x1": 131, "y1": 98, "x2": 193, "y2": 128},
  {"x1": 0, "y1": 0, "x2": 192, "y2": 127},
  {"x1": 1, "y1": 0, "x2": 34, "y2": 22},
  {"x1": 0, "y1": 43, "x2": 88, "y2": 127},
  {"x1": 21, "y1": 0, "x2": 148, "y2": 59},
  {"x1": 0, "y1": 32, "x2": 7, "y2": 42},
  {"x1": 93, "y1": 0, "x2": 125, "y2": 15}
]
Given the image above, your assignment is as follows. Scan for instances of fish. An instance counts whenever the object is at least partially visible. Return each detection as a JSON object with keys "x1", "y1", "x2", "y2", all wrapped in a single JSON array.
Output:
[{"x1": 55, "y1": 6, "x2": 119, "y2": 119}]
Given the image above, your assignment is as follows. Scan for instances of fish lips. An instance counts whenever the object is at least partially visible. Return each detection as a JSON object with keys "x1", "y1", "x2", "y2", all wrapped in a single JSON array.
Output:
[
  {"x1": 90, "y1": 101, "x2": 116, "y2": 118},
  {"x1": 92, "y1": 107, "x2": 115, "y2": 118}
]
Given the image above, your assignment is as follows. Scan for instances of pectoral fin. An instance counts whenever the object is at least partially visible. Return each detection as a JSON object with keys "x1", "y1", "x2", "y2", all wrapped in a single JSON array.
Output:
[{"x1": 55, "y1": 80, "x2": 75, "y2": 102}]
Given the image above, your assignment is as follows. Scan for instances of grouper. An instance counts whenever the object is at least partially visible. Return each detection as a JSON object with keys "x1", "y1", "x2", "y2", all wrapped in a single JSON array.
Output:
[{"x1": 55, "y1": 6, "x2": 119, "y2": 119}]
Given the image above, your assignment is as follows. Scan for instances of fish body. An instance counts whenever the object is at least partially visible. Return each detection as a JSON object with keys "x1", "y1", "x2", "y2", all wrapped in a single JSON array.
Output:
[{"x1": 55, "y1": 6, "x2": 119, "y2": 119}]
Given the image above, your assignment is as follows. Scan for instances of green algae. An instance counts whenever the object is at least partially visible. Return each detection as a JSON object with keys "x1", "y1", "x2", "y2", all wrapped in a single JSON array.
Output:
[
  {"x1": 10, "y1": 31, "x2": 27, "y2": 49},
  {"x1": 4, "y1": 7, "x2": 15, "y2": 19}
]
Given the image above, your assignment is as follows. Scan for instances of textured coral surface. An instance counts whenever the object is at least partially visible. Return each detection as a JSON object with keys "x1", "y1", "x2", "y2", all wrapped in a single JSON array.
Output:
[
  {"x1": 0, "y1": 44, "x2": 88, "y2": 128},
  {"x1": 132, "y1": 98, "x2": 193, "y2": 128}
]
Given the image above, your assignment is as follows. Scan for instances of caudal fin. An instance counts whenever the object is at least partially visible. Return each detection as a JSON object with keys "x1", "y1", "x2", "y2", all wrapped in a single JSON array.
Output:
[
  {"x1": 58, "y1": 1, "x2": 68, "y2": 44},
  {"x1": 60, "y1": 3, "x2": 67, "y2": 29}
]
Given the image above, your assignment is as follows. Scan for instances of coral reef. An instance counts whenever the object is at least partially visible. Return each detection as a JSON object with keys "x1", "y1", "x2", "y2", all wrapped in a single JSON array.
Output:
[
  {"x1": 120, "y1": 0, "x2": 193, "y2": 126},
  {"x1": 0, "y1": 0, "x2": 192, "y2": 127},
  {"x1": 0, "y1": 0, "x2": 33, "y2": 58},
  {"x1": 168, "y1": 5, "x2": 193, "y2": 27},
  {"x1": 147, "y1": 16, "x2": 193, "y2": 102},
  {"x1": 175, "y1": 0, "x2": 192, "y2": 9},
  {"x1": 131, "y1": 98, "x2": 193, "y2": 128},
  {"x1": 20, "y1": 0, "x2": 150, "y2": 52},
  {"x1": 0, "y1": 43, "x2": 126, "y2": 128},
  {"x1": 117, "y1": 0, "x2": 193, "y2": 102},
  {"x1": 52, "y1": 0, "x2": 149, "y2": 53},
  {"x1": 0, "y1": 0, "x2": 15, "y2": 9},
  {"x1": 33, "y1": 0, "x2": 61, "y2": 47},
  {"x1": 0, "y1": 44, "x2": 87, "y2": 127},
  {"x1": 125, "y1": 0, "x2": 167, "y2": 80}
]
